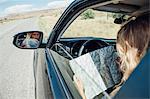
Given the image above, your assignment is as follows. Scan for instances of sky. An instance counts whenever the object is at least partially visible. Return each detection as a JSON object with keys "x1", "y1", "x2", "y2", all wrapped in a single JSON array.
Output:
[{"x1": 0, "y1": 0, "x2": 74, "y2": 17}]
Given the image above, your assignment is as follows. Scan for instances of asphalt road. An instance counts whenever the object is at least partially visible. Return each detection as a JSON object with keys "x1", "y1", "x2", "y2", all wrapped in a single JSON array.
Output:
[{"x1": 0, "y1": 18, "x2": 41, "y2": 99}]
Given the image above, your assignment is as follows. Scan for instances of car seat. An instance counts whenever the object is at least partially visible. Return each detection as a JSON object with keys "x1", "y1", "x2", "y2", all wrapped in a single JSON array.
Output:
[{"x1": 114, "y1": 49, "x2": 150, "y2": 98}]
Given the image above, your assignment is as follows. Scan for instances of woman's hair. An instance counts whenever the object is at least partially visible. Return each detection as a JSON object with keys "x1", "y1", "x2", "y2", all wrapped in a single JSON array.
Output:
[{"x1": 116, "y1": 13, "x2": 150, "y2": 80}]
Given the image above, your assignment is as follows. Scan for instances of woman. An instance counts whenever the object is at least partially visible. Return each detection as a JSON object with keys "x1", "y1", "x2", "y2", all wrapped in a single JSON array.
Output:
[
  {"x1": 116, "y1": 13, "x2": 150, "y2": 81},
  {"x1": 109, "y1": 13, "x2": 150, "y2": 97},
  {"x1": 74, "y1": 13, "x2": 150, "y2": 99}
]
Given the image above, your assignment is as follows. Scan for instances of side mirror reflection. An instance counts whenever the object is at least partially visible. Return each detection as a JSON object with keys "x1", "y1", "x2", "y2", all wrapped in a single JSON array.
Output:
[{"x1": 13, "y1": 31, "x2": 43, "y2": 49}]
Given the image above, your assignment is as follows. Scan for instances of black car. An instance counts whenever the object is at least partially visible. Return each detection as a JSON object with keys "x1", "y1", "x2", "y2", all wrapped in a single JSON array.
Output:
[{"x1": 13, "y1": 0, "x2": 149, "y2": 99}]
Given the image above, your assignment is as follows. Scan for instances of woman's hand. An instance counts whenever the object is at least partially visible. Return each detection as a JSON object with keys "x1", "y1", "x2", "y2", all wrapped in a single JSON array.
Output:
[{"x1": 73, "y1": 75, "x2": 86, "y2": 99}]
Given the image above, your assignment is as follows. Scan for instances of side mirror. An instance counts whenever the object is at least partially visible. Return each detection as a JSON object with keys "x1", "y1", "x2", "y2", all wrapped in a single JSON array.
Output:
[{"x1": 13, "y1": 31, "x2": 43, "y2": 49}]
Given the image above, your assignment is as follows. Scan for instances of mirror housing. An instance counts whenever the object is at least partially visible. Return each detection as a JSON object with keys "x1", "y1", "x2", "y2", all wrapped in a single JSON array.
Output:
[{"x1": 13, "y1": 31, "x2": 43, "y2": 49}]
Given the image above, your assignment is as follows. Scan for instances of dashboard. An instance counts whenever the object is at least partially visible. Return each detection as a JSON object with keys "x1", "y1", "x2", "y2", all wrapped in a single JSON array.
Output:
[{"x1": 52, "y1": 37, "x2": 116, "y2": 59}]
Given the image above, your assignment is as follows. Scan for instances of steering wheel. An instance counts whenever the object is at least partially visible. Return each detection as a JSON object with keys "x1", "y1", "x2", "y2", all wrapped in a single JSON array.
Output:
[{"x1": 78, "y1": 39, "x2": 109, "y2": 56}]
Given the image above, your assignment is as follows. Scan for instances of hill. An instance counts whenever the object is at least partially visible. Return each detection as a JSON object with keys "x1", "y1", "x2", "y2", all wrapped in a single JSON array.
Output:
[{"x1": 0, "y1": 8, "x2": 64, "y2": 23}]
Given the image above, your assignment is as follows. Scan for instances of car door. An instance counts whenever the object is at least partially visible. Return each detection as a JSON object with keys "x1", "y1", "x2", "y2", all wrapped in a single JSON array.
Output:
[
  {"x1": 45, "y1": 48, "x2": 82, "y2": 99},
  {"x1": 33, "y1": 49, "x2": 53, "y2": 99}
]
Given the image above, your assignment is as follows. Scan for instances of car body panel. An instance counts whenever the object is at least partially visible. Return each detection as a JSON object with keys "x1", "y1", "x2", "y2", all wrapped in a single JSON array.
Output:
[{"x1": 45, "y1": 48, "x2": 81, "y2": 99}]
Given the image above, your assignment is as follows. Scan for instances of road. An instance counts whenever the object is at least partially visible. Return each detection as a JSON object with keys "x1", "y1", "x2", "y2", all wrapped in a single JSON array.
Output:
[{"x1": 0, "y1": 18, "x2": 41, "y2": 99}]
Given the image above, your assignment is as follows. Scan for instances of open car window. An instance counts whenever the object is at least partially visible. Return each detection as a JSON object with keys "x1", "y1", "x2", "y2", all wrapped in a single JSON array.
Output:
[{"x1": 62, "y1": 9, "x2": 121, "y2": 39}]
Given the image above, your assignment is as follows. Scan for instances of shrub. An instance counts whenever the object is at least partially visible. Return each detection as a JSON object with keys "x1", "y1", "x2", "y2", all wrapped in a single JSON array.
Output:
[
  {"x1": 112, "y1": 13, "x2": 123, "y2": 18},
  {"x1": 81, "y1": 9, "x2": 95, "y2": 19}
]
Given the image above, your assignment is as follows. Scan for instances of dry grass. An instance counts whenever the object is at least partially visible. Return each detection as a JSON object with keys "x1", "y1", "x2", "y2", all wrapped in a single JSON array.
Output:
[
  {"x1": 64, "y1": 17, "x2": 120, "y2": 38},
  {"x1": 0, "y1": 9, "x2": 121, "y2": 40},
  {"x1": 38, "y1": 15, "x2": 61, "y2": 40},
  {"x1": 38, "y1": 10, "x2": 121, "y2": 39}
]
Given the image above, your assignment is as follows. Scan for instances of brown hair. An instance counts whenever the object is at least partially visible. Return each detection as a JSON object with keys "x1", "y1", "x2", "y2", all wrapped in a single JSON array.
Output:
[{"x1": 116, "y1": 13, "x2": 150, "y2": 80}]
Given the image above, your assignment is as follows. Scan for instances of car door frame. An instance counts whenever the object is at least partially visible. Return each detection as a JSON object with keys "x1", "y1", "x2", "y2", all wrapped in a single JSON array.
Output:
[{"x1": 45, "y1": 48, "x2": 74, "y2": 99}]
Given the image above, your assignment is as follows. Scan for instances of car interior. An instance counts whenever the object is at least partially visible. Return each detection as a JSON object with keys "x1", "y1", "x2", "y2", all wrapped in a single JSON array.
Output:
[
  {"x1": 51, "y1": 0, "x2": 149, "y2": 58},
  {"x1": 51, "y1": 38, "x2": 115, "y2": 59},
  {"x1": 48, "y1": 0, "x2": 149, "y2": 98},
  {"x1": 49, "y1": 10, "x2": 124, "y2": 99}
]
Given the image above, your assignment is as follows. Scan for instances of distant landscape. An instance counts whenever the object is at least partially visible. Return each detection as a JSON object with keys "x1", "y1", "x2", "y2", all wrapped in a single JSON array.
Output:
[
  {"x1": 0, "y1": 8, "x2": 63, "y2": 40},
  {"x1": 0, "y1": 8, "x2": 63, "y2": 23},
  {"x1": 0, "y1": 8, "x2": 120, "y2": 39}
]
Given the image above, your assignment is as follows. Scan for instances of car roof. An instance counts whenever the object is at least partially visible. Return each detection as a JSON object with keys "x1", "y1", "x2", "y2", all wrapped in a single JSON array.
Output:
[
  {"x1": 74, "y1": 0, "x2": 149, "y2": 14},
  {"x1": 94, "y1": 0, "x2": 149, "y2": 14}
]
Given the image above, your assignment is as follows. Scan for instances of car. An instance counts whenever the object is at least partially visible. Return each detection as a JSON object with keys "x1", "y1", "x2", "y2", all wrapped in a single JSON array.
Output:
[{"x1": 13, "y1": 0, "x2": 149, "y2": 99}]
